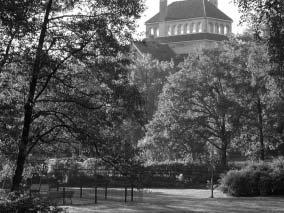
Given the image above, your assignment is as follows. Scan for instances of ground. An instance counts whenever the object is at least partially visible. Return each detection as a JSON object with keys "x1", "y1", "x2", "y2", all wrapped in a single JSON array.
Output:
[{"x1": 62, "y1": 189, "x2": 284, "y2": 213}]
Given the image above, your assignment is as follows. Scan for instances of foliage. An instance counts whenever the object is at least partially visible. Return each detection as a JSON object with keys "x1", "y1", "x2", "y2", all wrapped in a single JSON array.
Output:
[
  {"x1": 234, "y1": 0, "x2": 284, "y2": 143},
  {"x1": 0, "y1": 192, "x2": 64, "y2": 212},
  {"x1": 0, "y1": 158, "x2": 47, "y2": 189},
  {"x1": 129, "y1": 54, "x2": 176, "y2": 121},
  {"x1": 143, "y1": 44, "x2": 244, "y2": 168},
  {"x1": 46, "y1": 158, "x2": 83, "y2": 183},
  {"x1": 220, "y1": 158, "x2": 284, "y2": 196},
  {"x1": 140, "y1": 161, "x2": 213, "y2": 188},
  {"x1": 225, "y1": 37, "x2": 282, "y2": 160},
  {"x1": 234, "y1": 0, "x2": 284, "y2": 70},
  {"x1": 0, "y1": 0, "x2": 145, "y2": 190},
  {"x1": 143, "y1": 36, "x2": 283, "y2": 168}
]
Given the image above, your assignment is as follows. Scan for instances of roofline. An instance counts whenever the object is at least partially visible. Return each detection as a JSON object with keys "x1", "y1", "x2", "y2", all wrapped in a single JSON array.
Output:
[
  {"x1": 158, "y1": 38, "x2": 224, "y2": 45},
  {"x1": 154, "y1": 31, "x2": 229, "y2": 38},
  {"x1": 146, "y1": 17, "x2": 233, "y2": 25}
]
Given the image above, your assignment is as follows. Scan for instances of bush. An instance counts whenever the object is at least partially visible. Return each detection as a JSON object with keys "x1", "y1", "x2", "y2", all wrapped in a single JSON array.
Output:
[
  {"x1": 141, "y1": 161, "x2": 212, "y2": 188},
  {"x1": 0, "y1": 192, "x2": 64, "y2": 212},
  {"x1": 220, "y1": 158, "x2": 284, "y2": 196}
]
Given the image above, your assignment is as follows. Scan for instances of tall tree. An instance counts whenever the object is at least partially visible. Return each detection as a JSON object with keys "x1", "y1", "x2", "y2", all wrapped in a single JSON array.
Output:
[
  {"x1": 0, "y1": 0, "x2": 144, "y2": 191},
  {"x1": 129, "y1": 55, "x2": 175, "y2": 122},
  {"x1": 234, "y1": 0, "x2": 284, "y2": 142},
  {"x1": 226, "y1": 38, "x2": 281, "y2": 160},
  {"x1": 234, "y1": 0, "x2": 284, "y2": 72},
  {"x1": 145, "y1": 47, "x2": 243, "y2": 169}
]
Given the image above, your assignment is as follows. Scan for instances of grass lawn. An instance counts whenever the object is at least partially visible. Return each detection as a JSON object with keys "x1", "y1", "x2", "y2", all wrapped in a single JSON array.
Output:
[{"x1": 62, "y1": 188, "x2": 284, "y2": 213}]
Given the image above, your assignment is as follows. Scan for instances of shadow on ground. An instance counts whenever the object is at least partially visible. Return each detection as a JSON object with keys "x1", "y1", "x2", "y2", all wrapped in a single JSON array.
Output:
[{"x1": 63, "y1": 189, "x2": 284, "y2": 213}]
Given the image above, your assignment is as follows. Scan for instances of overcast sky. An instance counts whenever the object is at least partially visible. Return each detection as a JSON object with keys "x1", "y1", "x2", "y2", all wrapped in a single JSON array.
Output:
[{"x1": 135, "y1": 0, "x2": 246, "y2": 38}]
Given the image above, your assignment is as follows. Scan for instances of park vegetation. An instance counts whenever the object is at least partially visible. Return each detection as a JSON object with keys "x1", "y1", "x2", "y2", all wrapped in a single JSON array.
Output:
[
  {"x1": 0, "y1": 0, "x2": 283, "y2": 202},
  {"x1": 0, "y1": 0, "x2": 145, "y2": 192}
]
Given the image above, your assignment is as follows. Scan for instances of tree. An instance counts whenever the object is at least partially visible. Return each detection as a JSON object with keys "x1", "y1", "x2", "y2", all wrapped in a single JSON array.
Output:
[
  {"x1": 129, "y1": 54, "x2": 176, "y2": 122},
  {"x1": 145, "y1": 47, "x2": 244, "y2": 169},
  {"x1": 234, "y1": 0, "x2": 284, "y2": 72},
  {"x1": 225, "y1": 37, "x2": 282, "y2": 160},
  {"x1": 234, "y1": 0, "x2": 284, "y2": 143},
  {"x1": 0, "y1": 0, "x2": 144, "y2": 191}
]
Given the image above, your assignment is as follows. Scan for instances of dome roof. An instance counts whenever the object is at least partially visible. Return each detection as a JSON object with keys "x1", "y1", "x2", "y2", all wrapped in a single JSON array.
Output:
[{"x1": 146, "y1": 0, "x2": 232, "y2": 24}]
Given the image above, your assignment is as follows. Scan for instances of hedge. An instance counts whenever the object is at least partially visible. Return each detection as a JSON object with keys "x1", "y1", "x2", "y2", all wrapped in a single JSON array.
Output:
[
  {"x1": 0, "y1": 192, "x2": 64, "y2": 213},
  {"x1": 220, "y1": 158, "x2": 284, "y2": 196}
]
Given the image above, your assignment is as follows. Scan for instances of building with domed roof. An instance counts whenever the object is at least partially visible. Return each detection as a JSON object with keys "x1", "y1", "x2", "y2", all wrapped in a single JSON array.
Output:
[{"x1": 133, "y1": 0, "x2": 233, "y2": 59}]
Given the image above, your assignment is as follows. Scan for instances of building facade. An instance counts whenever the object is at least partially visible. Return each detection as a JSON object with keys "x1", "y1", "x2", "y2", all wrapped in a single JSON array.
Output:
[{"x1": 134, "y1": 0, "x2": 233, "y2": 57}]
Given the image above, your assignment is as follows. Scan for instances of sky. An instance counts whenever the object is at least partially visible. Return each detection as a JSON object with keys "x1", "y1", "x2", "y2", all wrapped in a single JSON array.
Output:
[{"x1": 135, "y1": 0, "x2": 247, "y2": 38}]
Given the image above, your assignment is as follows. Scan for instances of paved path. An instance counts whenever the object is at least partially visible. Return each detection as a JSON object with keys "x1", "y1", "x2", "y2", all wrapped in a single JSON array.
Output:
[{"x1": 63, "y1": 189, "x2": 284, "y2": 213}]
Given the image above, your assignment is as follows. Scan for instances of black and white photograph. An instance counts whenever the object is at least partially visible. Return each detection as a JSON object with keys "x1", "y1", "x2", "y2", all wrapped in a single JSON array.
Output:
[{"x1": 0, "y1": 0, "x2": 283, "y2": 212}]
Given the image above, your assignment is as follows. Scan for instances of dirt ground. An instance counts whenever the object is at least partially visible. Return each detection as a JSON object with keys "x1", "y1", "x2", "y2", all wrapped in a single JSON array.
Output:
[{"x1": 62, "y1": 189, "x2": 284, "y2": 213}]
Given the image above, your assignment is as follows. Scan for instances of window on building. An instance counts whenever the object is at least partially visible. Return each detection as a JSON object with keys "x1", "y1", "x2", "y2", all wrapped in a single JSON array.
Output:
[
  {"x1": 220, "y1": 24, "x2": 224, "y2": 34},
  {"x1": 215, "y1": 24, "x2": 219, "y2": 34},
  {"x1": 156, "y1": 28, "x2": 160, "y2": 37},
  {"x1": 197, "y1": 22, "x2": 202, "y2": 32},
  {"x1": 224, "y1": 25, "x2": 230, "y2": 34},
  {"x1": 150, "y1": 28, "x2": 154, "y2": 36},
  {"x1": 174, "y1": 25, "x2": 178, "y2": 35},
  {"x1": 192, "y1": 23, "x2": 196, "y2": 33},
  {"x1": 209, "y1": 23, "x2": 213, "y2": 33},
  {"x1": 185, "y1": 24, "x2": 190, "y2": 34},
  {"x1": 177, "y1": 24, "x2": 181, "y2": 35},
  {"x1": 168, "y1": 26, "x2": 172, "y2": 36},
  {"x1": 180, "y1": 25, "x2": 184, "y2": 34}
]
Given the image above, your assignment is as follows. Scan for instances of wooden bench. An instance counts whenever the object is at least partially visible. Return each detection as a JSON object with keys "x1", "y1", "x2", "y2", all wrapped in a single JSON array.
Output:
[{"x1": 47, "y1": 191, "x2": 75, "y2": 204}]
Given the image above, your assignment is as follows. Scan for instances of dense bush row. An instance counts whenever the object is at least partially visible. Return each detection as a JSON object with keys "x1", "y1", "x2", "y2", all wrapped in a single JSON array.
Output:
[
  {"x1": 46, "y1": 159, "x2": 215, "y2": 188},
  {"x1": 0, "y1": 192, "x2": 64, "y2": 212},
  {"x1": 220, "y1": 158, "x2": 284, "y2": 196},
  {"x1": 141, "y1": 161, "x2": 212, "y2": 188}
]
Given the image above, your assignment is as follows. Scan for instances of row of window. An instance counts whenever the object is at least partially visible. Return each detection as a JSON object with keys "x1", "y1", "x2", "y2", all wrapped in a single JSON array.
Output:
[{"x1": 149, "y1": 22, "x2": 231, "y2": 37}]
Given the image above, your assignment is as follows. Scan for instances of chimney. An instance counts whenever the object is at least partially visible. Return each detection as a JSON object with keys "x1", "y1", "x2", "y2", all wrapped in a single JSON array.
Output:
[
  {"x1": 209, "y1": 0, "x2": 218, "y2": 7},
  {"x1": 160, "y1": 0, "x2": 168, "y2": 21}
]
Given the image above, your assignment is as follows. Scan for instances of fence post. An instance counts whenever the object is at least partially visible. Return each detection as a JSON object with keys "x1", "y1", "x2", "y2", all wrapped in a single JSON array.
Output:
[
  {"x1": 210, "y1": 165, "x2": 214, "y2": 198},
  {"x1": 124, "y1": 186, "x2": 127, "y2": 203},
  {"x1": 63, "y1": 187, "x2": 66, "y2": 205},
  {"x1": 131, "y1": 185, "x2": 134, "y2": 202},
  {"x1": 80, "y1": 185, "x2": 83, "y2": 198},
  {"x1": 95, "y1": 187, "x2": 98, "y2": 204},
  {"x1": 104, "y1": 184, "x2": 108, "y2": 200}
]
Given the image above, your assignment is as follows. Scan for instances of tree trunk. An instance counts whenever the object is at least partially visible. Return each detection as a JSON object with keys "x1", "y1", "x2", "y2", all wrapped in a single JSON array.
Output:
[
  {"x1": 219, "y1": 115, "x2": 228, "y2": 171},
  {"x1": 11, "y1": 0, "x2": 53, "y2": 191},
  {"x1": 257, "y1": 97, "x2": 265, "y2": 161},
  {"x1": 220, "y1": 144, "x2": 227, "y2": 171}
]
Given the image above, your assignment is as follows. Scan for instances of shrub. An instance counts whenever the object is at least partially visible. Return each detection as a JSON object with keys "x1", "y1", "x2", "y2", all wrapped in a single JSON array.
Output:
[
  {"x1": 0, "y1": 192, "x2": 64, "y2": 212},
  {"x1": 220, "y1": 158, "x2": 284, "y2": 196},
  {"x1": 141, "y1": 161, "x2": 212, "y2": 188}
]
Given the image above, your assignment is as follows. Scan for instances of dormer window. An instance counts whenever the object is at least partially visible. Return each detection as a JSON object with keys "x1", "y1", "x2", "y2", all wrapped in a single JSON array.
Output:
[
  {"x1": 150, "y1": 28, "x2": 155, "y2": 36},
  {"x1": 174, "y1": 25, "x2": 178, "y2": 35},
  {"x1": 197, "y1": 22, "x2": 202, "y2": 32},
  {"x1": 209, "y1": 23, "x2": 214, "y2": 33},
  {"x1": 167, "y1": 26, "x2": 172, "y2": 36},
  {"x1": 192, "y1": 23, "x2": 196, "y2": 33},
  {"x1": 177, "y1": 24, "x2": 181, "y2": 34},
  {"x1": 215, "y1": 24, "x2": 219, "y2": 34},
  {"x1": 186, "y1": 24, "x2": 190, "y2": 34},
  {"x1": 220, "y1": 24, "x2": 224, "y2": 34},
  {"x1": 224, "y1": 25, "x2": 230, "y2": 34},
  {"x1": 180, "y1": 24, "x2": 185, "y2": 35},
  {"x1": 156, "y1": 28, "x2": 160, "y2": 37}
]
